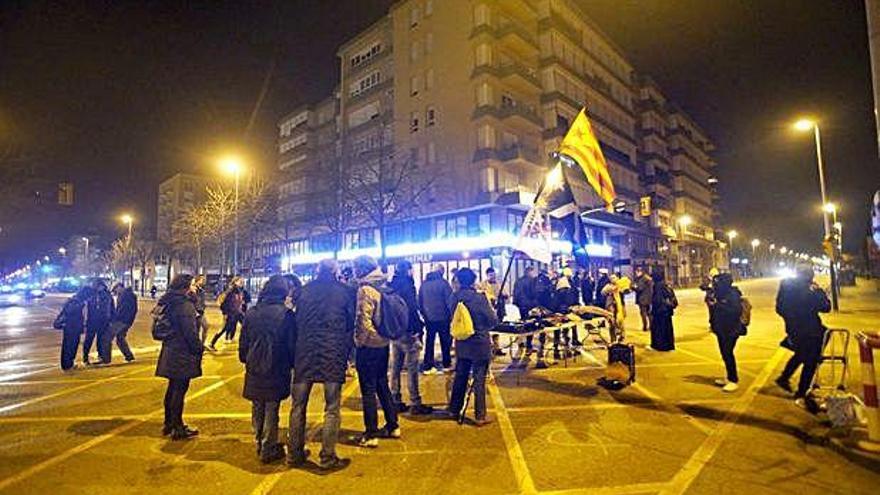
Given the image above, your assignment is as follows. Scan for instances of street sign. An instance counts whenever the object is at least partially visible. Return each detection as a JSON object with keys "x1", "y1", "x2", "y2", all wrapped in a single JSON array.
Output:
[{"x1": 639, "y1": 196, "x2": 652, "y2": 217}]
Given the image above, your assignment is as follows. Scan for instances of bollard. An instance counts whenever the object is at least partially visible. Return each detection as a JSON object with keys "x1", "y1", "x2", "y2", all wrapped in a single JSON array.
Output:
[{"x1": 856, "y1": 331, "x2": 880, "y2": 448}]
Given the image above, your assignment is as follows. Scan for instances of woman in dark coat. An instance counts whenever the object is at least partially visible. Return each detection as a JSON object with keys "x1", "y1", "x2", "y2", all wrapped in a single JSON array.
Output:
[
  {"x1": 155, "y1": 274, "x2": 203, "y2": 440},
  {"x1": 238, "y1": 275, "x2": 296, "y2": 463},
  {"x1": 446, "y1": 268, "x2": 499, "y2": 426},
  {"x1": 649, "y1": 270, "x2": 677, "y2": 351},
  {"x1": 707, "y1": 273, "x2": 745, "y2": 393},
  {"x1": 56, "y1": 287, "x2": 92, "y2": 371}
]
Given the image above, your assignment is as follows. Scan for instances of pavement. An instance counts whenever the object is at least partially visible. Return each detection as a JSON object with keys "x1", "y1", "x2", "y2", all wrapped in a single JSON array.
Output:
[{"x1": 0, "y1": 277, "x2": 879, "y2": 494}]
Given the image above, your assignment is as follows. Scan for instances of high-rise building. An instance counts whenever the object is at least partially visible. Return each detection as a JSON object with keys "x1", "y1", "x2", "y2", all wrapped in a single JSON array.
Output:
[
  {"x1": 275, "y1": 0, "x2": 721, "y2": 285},
  {"x1": 156, "y1": 173, "x2": 210, "y2": 242}
]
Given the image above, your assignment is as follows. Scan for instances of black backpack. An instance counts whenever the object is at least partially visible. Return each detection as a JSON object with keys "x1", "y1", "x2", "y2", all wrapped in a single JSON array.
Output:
[
  {"x1": 150, "y1": 302, "x2": 176, "y2": 341},
  {"x1": 377, "y1": 287, "x2": 409, "y2": 340}
]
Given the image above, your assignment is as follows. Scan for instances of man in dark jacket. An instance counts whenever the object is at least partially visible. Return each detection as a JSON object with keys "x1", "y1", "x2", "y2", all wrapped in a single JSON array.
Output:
[
  {"x1": 633, "y1": 267, "x2": 654, "y2": 333},
  {"x1": 289, "y1": 259, "x2": 355, "y2": 470},
  {"x1": 84, "y1": 280, "x2": 114, "y2": 365},
  {"x1": 774, "y1": 266, "x2": 831, "y2": 401},
  {"x1": 707, "y1": 273, "x2": 744, "y2": 393},
  {"x1": 594, "y1": 270, "x2": 611, "y2": 308},
  {"x1": 239, "y1": 275, "x2": 296, "y2": 464},
  {"x1": 208, "y1": 277, "x2": 249, "y2": 350},
  {"x1": 388, "y1": 261, "x2": 432, "y2": 415},
  {"x1": 155, "y1": 274, "x2": 202, "y2": 440},
  {"x1": 108, "y1": 283, "x2": 138, "y2": 362},
  {"x1": 580, "y1": 271, "x2": 595, "y2": 306},
  {"x1": 513, "y1": 266, "x2": 539, "y2": 356},
  {"x1": 56, "y1": 287, "x2": 91, "y2": 371},
  {"x1": 446, "y1": 268, "x2": 499, "y2": 426},
  {"x1": 418, "y1": 264, "x2": 453, "y2": 373}
]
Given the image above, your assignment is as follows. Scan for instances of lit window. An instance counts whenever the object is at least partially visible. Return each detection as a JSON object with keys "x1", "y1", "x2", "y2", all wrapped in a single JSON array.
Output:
[{"x1": 426, "y1": 106, "x2": 436, "y2": 126}]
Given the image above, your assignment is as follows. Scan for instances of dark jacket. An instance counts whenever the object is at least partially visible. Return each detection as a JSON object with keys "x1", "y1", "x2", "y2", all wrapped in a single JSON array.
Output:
[
  {"x1": 535, "y1": 273, "x2": 553, "y2": 308},
  {"x1": 447, "y1": 287, "x2": 499, "y2": 361},
  {"x1": 87, "y1": 288, "x2": 114, "y2": 327},
  {"x1": 419, "y1": 272, "x2": 452, "y2": 322},
  {"x1": 595, "y1": 274, "x2": 611, "y2": 308},
  {"x1": 513, "y1": 275, "x2": 539, "y2": 316},
  {"x1": 294, "y1": 275, "x2": 356, "y2": 384},
  {"x1": 220, "y1": 287, "x2": 248, "y2": 317},
  {"x1": 112, "y1": 288, "x2": 138, "y2": 326},
  {"x1": 239, "y1": 294, "x2": 296, "y2": 401},
  {"x1": 155, "y1": 291, "x2": 203, "y2": 380},
  {"x1": 390, "y1": 273, "x2": 423, "y2": 335},
  {"x1": 709, "y1": 284, "x2": 744, "y2": 337},
  {"x1": 651, "y1": 280, "x2": 677, "y2": 316},
  {"x1": 775, "y1": 278, "x2": 830, "y2": 339},
  {"x1": 633, "y1": 274, "x2": 654, "y2": 307},
  {"x1": 193, "y1": 286, "x2": 207, "y2": 317},
  {"x1": 580, "y1": 276, "x2": 595, "y2": 305},
  {"x1": 58, "y1": 297, "x2": 86, "y2": 333}
]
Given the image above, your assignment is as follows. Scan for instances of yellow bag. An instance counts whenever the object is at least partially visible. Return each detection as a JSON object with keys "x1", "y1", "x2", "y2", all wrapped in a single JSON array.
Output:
[{"x1": 451, "y1": 301, "x2": 475, "y2": 340}]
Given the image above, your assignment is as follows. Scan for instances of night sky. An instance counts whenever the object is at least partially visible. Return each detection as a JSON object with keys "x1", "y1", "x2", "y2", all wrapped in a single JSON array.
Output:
[{"x1": 1, "y1": 0, "x2": 878, "y2": 269}]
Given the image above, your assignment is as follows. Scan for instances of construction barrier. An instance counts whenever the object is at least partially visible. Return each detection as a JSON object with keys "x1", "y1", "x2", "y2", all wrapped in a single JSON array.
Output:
[{"x1": 856, "y1": 331, "x2": 880, "y2": 444}]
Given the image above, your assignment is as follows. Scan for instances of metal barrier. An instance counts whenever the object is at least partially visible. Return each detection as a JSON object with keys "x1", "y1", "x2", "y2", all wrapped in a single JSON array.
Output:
[{"x1": 856, "y1": 331, "x2": 880, "y2": 445}]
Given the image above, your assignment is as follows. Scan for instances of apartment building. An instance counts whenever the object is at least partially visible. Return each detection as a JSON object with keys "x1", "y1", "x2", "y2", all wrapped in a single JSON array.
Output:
[
  {"x1": 274, "y1": 0, "x2": 721, "y2": 285},
  {"x1": 156, "y1": 173, "x2": 210, "y2": 242}
]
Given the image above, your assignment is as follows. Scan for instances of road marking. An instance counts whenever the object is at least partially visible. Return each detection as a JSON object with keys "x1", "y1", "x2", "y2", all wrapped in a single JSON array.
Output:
[
  {"x1": 0, "y1": 365, "x2": 152, "y2": 414},
  {"x1": 248, "y1": 378, "x2": 360, "y2": 495},
  {"x1": 539, "y1": 481, "x2": 671, "y2": 495},
  {"x1": 0, "y1": 375, "x2": 225, "y2": 385},
  {"x1": 673, "y1": 347, "x2": 717, "y2": 363},
  {"x1": 632, "y1": 382, "x2": 713, "y2": 435},
  {"x1": 659, "y1": 348, "x2": 786, "y2": 495},
  {"x1": 0, "y1": 373, "x2": 241, "y2": 492},
  {"x1": 487, "y1": 378, "x2": 538, "y2": 495},
  {"x1": 0, "y1": 366, "x2": 56, "y2": 383}
]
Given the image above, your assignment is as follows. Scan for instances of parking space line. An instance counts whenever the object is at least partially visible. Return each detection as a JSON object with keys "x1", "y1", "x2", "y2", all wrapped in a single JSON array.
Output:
[
  {"x1": 672, "y1": 347, "x2": 717, "y2": 364},
  {"x1": 248, "y1": 378, "x2": 360, "y2": 495},
  {"x1": 659, "y1": 349, "x2": 786, "y2": 495},
  {"x1": 539, "y1": 481, "x2": 671, "y2": 495},
  {"x1": 0, "y1": 365, "x2": 153, "y2": 414},
  {"x1": 0, "y1": 373, "x2": 242, "y2": 492},
  {"x1": 487, "y1": 379, "x2": 538, "y2": 495},
  {"x1": 632, "y1": 383, "x2": 714, "y2": 435}
]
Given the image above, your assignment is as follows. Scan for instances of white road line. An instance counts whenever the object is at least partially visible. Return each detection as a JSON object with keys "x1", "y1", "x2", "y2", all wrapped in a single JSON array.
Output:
[
  {"x1": 0, "y1": 373, "x2": 242, "y2": 492},
  {"x1": 539, "y1": 481, "x2": 671, "y2": 495},
  {"x1": 659, "y1": 349, "x2": 786, "y2": 495},
  {"x1": 487, "y1": 378, "x2": 538, "y2": 495},
  {"x1": 632, "y1": 383, "x2": 713, "y2": 435},
  {"x1": 248, "y1": 378, "x2": 360, "y2": 495}
]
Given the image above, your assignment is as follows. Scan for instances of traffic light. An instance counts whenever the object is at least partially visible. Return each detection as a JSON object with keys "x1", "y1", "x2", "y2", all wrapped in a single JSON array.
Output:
[
  {"x1": 58, "y1": 182, "x2": 74, "y2": 206},
  {"x1": 639, "y1": 196, "x2": 652, "y2": 217}
]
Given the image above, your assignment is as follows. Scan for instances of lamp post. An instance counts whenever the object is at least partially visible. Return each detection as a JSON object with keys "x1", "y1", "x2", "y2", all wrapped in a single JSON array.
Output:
[
  {"x1": 677, "y1": 215, "x2": 693, "y2": 286},
  {"x1": 220, "y1": 156, "x2": 244, "y2": 276},
  {"x1": 120, "y1": 214, "x2": 134, "y2": 288},
  {"x1": 81, "y1": 237, "x2": 90, "y2": 276},
  {"x1": 751, "y1": 238, "x2": 760, "y2": 276},
  {"x1": 727, "y1": 230, "x2": 738, "y2": 276},
  {"x1": 794, "y1": 118, "x2": 838, "y2": 310}
]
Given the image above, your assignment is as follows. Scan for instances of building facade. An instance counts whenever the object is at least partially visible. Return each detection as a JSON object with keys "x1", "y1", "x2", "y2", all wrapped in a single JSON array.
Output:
[
  {"x1": 156, "y1": 173, "x2": 210, "y2": 243},
  {"x1": 270, "y1": 0, "x2": 722, "y2": 287}
]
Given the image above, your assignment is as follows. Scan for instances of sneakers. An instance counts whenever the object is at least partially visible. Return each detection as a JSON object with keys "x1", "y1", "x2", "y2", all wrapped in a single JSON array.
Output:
[
  {"x1": 721, "y1": 382, "x2": 739, "y2": 393},
  {"x1": 775, "y1": 377, "x2": 793, "y2": 393},
  {"x1": 714, "y1": 378, "x2": 728, "y2": 387},
  {"x1": 260, "y1": 444, "x2": 286, "y2": 464},
  {"x1": 383, "y1": 426, "x2": 401, "y2": 439},
  {"x1": 355, "y1": 435, "x2": 379, "y2": 448},
  {"x1": 286, "y1": 448, "x2": 311, "y2": 467},
  {"x1": 395, "y1": 402, "x2": 410, "y2": 414},
  {"x1": 409, "y1": 404, "x2": 434, "y2": 415},
  {"x1": 170, "y1": 425, "x2": 199, "y2": 440},
  {"x1": 318, "y1": 456, "x2": 351, "y2": 472}
]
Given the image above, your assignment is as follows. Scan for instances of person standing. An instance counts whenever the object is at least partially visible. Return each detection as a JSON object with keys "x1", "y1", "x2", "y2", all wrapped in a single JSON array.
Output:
[
  {"x1": 477, "y1": 267, "x2": 505, "y2": 356},
  {"x1": 388, "y1": 261, "x2": 433, "y2": 415},
  {"x1": 633, "y1": 267, "x2": 654, "y2": 333},
  {"x1": 602, "y1": 274, "x2": 626, "y2": 342},
  {"x1": 155, "y1": 274, "x2": 203, "y2": 440},
  {"x1": 289, "y1": 260, "x2": 354, "y2": 470},
  {"x1": 707, "y1": 273, "x2": 745, "y2": 392},
  {"x1": 238, "y1": 276, "x2": 296, "y2": 464},
  {"x1": 580, "y1": 271, "x2": 595, "y2": 306},
  {"x1": 108, "y1": 283, "x2": 138, "y2": 362},
  {"x1": 649, "y1": 270, "x2": 676, "y2": 351},
  {"x1": 594, "y1": 269, "x2": 611, "y2": 309},
  {"x1": 352, "y1": 256, "x2": 399, "y2": 448},
  {"x1": 84, "y1": 280, "x2": 113, "y2": 365},
  {"x1": 192, "y1": 275, "x2": 209, "y2": 344},
  {"x1": 55, "y1": 287, "x2": 91, "y2": 371},
  {"x1": 418, "y1": 264, "x2": 453, "y2": 374},
  {"x1": 208, "y1": 277, "x2": 247, "y2": 350},
  {"x1": 446, "y1": 268, "x2": 499, "y2": 426},
  {"x1": 774, "y1": 266, "x2": 831, "y2": 403},
  {"x1": 513, "y1": 266, "x2": 539, "y2": 357}
]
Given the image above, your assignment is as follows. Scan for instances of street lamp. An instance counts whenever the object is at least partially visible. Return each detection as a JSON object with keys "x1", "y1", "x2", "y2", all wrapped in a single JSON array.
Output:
[
  {"x1": 794, "y1": 117, "x2": 838, "y2": 310},
  {"x1": 81, "y1": 237, "x2": 90, "y2": 276},
  {"x1": 220, "y1": 155, "x2": 244, "y2": 276},
  {"x1": 120, "y1": 214, "x2": 134, "y2": 288}
]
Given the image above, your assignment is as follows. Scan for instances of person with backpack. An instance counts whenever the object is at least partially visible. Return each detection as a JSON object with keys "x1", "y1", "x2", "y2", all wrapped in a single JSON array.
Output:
[
  {"x1": 388, "y1": 261, "x2": 433, "y2": 415},
  {"x1": 108, "y1": 282, "x2": 138, "y2": 362},
  {"x1": 154, "y1": 274, "x2": 202, "y2": 440},
  {"x1": 707, "y1": 273, "x2": 745, "y2": 392},
  {"x1": 774, "y1": 265, "x2": 831, "y2": 403},
  {"x1": 289, "y1": 260, "x2": 354, "y2": 470},
  {"x1": 238, "y1": 276, "x2": 296, "y2": 464},
  {"x1": 418, "y1": 264, "x2": 453, "y2": 374},
  {"x1": 84, "y1": 280, "x2": 114, "y2": 365},
  {"x1": 55, "y1": 287, "x2": 92, "y2": 371},
  {"x1": 648, "y1": 269, "x2": 677, "y2": 351},
  {"x1": 446, "y1": 268, "x2": 499, "y2": 426},
  {"x1": 207, "y1": 277, "x2": 248, "y2": 351},
  {"x1": 352, "y1": 255, "x2": 400, "y2": 448}
]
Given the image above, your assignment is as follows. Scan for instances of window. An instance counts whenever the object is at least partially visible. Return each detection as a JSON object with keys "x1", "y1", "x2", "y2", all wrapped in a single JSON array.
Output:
[
  {"x1": 412, "y1": 219, "x2": 431, "y2": 242},
  {"x1": 411, "y1": 41, "x2": 421, "y2": 62},
  {"x1": 425, "y1": 0, "x2": 433, "y2": 16},
  {"x1": 426, "y1": 105, "x2": 436, "y2": 126},
  {"x1": 479, "y1": 213, "x2": 491, "y2": 234},
  {"x1": 279, "y1": 154, "x2": 306, "y2": 170},
  {"x1": 410, "y1": 111, "x2": 419, "y2": 133},
  {"x1": 350, "y1": 71, "x2": 381, "y2": 97},
  {"x1": 410, "y1": 6, "x2": 420, "y2": 28},
  {"x1": 476, "y1": 82, "x2": 492, "y2": 106},
  {"x1": 279, "y1": 133, "x2": 307, "y2": 153},
  {"x1": 410, "y1": 75, "x2": 421, "y2": 96},
  {"x1": 477, "y1": 124, "x2": 494, "y2": 148},
  {"x1": 350, "y1": 42, "x2": 382, "y2": 68},
  {"x1": 475, "y1": 43, "x2": 491, "y2": 66},
  {"x1": 435, "y1": 219, "x2": 447, "y2": 239},
  {"x1": 425, "y1": 68, "x2": 434, "y2": 90},
  {"x1": 280, "y1": 112, "x2": 309, "y2": 136},
  {"x1": 348, "y1": 101, "x2": 380, "y2": 127},
  {"x1": 501, "y1": 93, "x2": 515, "y2": 108}
]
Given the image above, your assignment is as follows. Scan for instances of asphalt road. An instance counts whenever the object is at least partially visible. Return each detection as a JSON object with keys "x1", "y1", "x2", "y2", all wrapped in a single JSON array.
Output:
[{"x1": 0, "y1": 278, "x2": 878, "y2": 494}]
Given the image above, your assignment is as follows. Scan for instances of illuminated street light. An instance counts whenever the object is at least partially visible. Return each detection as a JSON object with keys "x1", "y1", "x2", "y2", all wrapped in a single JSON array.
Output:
[
  {"x1": 751, "y1": 239, "x2": 760, "y2": 248},
  {"x1": 678, "y1": 215, "x2": 693, "y2": 227},
  {"x1": 58, "y1": 247, "x2": 67, "y2": 256},
  {"x1": 119, "y1": 214, "x2": 135, "y2": 288},
  {"x1": 793, "y1": 118, "x2": 816, "y2": 132},
  {"x1": 769, "y1": 243, "x2": 776, "y2": 251}
]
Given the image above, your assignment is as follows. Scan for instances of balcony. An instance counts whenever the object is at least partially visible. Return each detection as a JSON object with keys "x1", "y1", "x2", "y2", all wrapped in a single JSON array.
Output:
[
  {"x1": 472, "y1": 144, "x2": 540, "y2": 166},
  {"x1": 471, "y1": 18, "x2": 538, "y2": 59},
  {"x1": 540, "y1": 90, "x2": 582, "y2": 111},
  {"x1": 472, "y1": 102, "x2": 542, "y2": 128},
  {"x1": 472, "y1": 61, "x2": 541, "y2": 94}
]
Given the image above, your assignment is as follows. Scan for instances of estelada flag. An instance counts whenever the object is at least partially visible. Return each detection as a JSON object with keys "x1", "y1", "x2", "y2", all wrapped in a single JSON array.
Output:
[
  {"x1": 558, "y1": 108, "x2": 616, "y2": 209},
  {"x1": 516, "y1": 208, "x2": 553, "y2": 264}
]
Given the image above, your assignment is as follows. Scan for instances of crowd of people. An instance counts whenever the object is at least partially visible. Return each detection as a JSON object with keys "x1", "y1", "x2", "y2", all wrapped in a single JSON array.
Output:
[{"x1": 53, "y1": 256, "x2": 832, "y2": 470}]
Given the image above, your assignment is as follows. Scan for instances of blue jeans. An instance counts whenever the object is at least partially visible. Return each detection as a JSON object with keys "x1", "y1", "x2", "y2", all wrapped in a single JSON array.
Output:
[
  {"x1": 356, "y1": 346, "x2": 398, "y2": 438},
  {"x1": 391, "y1": 335, "x2": 423, "y2": 406},
  {"x1": 289, "y1": 381, "x2": 342, "y2": 461},
  {"x1": 448, "y1": 358, "x2": 490, "y2": 421}
]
